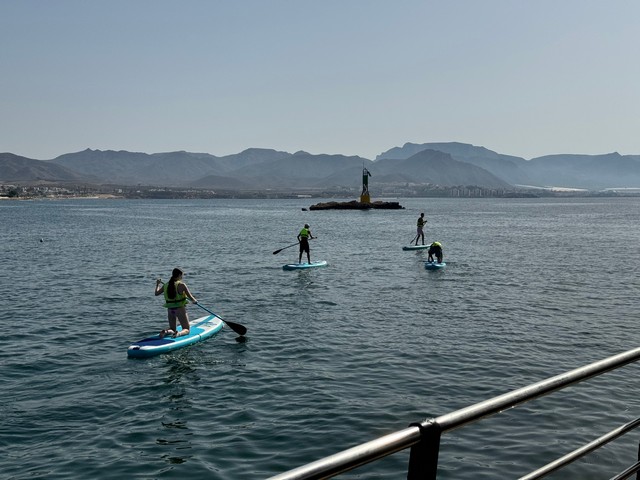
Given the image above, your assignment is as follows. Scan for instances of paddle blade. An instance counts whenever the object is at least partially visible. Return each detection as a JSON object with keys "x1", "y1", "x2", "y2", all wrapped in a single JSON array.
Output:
[
  {"x1": 194, "y1": 302, "x2": 246, "y2": 336},
  {"x1": 224, "y1": 320, "x2": 247, "y2": 336},
  {"x1": 272, "y1": 249, "x2": 283, "y2": 255}
]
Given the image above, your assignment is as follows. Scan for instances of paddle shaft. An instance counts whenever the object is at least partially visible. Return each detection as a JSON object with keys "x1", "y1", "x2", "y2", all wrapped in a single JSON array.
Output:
[
  {"x1": 272, "y1": 242, "x2": 299, "y2": 255},
  {"x1": 195, "y1": 302, "x2": 247, "y2": 336},
  {"x1": 273, "y1": 236, "x2": 315, "y2": 255}
]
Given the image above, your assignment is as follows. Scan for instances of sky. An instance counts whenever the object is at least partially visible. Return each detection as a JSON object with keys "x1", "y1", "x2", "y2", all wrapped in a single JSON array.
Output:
[{"x1": 1, "y1": 1, "x2": 639, "y2": 161}]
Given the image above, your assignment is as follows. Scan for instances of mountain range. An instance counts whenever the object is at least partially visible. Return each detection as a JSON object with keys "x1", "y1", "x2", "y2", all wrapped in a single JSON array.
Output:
[{"x1": 2, "y1": 142, "x2": 640, "y2": 190}]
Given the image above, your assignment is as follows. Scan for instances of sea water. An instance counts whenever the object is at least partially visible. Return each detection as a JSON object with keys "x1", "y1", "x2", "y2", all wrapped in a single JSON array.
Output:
[{"x1": 1, "y1": 197, "x2": 640, "y2": 479}]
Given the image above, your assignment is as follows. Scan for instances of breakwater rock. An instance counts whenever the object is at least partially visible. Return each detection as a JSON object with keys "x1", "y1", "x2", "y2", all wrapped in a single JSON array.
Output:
[{"x1": 309, "y1": 200, "x2": 404, "y2": 211}]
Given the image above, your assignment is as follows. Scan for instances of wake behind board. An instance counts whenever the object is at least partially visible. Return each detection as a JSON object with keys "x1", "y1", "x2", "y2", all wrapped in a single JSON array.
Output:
[
  {"x1": 282, "y1": 260, "x2": 328, "y2": 271},
  {"x1": 424, "y1": 261, "x2": 446, "y2": 270},
  {"x1": 127, "y1": 314, "x2": 224, "y2": 358},
  {"x1": 402, "y1": 245, "x2": 430, "y2": 251}
]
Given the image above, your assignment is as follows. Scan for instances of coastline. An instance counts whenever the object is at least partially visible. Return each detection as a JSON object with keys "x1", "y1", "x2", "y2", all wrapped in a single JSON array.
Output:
[{"x1": 0, "y1": 194, "x2": 123, "y2": 201}]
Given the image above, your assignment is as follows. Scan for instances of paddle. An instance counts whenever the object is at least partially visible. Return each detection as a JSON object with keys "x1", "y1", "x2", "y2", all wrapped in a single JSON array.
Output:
[
  {"x1": 272, "y1": 241, "x2": 299, "y2": 255},
  {"x1": 272, "y1": 237, "x2": 315, "y2": 255},
  {"x1": 195, "y1": 302, "x2": 247, "y2": 336}
]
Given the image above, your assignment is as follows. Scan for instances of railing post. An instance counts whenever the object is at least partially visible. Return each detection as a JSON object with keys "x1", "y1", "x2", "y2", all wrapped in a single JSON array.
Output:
[{"x1": 407, "y1": 419, "x2": 442, "y2": 480}]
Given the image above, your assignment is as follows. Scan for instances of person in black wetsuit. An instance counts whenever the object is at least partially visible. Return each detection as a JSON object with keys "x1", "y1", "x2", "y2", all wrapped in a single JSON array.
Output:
[
  {"x1": 415, "y1": 213, "x2": 426, "y2": 245},
  {"x1": 428, "y1": 241, "x2": 443, "y2": 263}
]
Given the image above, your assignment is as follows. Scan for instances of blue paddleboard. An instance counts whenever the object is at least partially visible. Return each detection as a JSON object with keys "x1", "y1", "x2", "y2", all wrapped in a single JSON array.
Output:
[
  {"x1": 127, "y1": 314, "x2": 224, "y2": 358},
  {"x1": 403, "y1": 245, "x2": 430, "y2": 251},
  {"x1": 282, "y1": 260, "x2": 328, "y2": 271},
  {"x1": 424, "y1": 261, "x2": 446, "y2": 270}
]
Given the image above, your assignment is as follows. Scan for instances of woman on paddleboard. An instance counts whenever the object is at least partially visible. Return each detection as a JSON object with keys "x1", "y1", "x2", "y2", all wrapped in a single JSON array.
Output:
[
  {"x1": 297, "y1": 224, "x2": 315, "y2": 264},
  {"x1": 155, "y1": 268, "x2": 198, "y2": 338}
]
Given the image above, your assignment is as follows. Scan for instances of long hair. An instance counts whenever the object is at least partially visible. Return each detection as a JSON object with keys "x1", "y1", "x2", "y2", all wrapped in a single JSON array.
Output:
[{"x1": 167, "y1": 268, "x2": 183, "y2": 299}]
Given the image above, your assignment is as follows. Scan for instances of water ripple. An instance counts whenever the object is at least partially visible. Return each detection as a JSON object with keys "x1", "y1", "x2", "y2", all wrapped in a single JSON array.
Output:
[{"x1": 2, "y1": 198, "x2": 640, "y2": 479}]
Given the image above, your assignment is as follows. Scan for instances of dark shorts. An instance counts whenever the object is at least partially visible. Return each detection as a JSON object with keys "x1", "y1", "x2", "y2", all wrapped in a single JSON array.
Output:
[{"x1": 299, "y1": 239, "x2": 310, "y2": 253}]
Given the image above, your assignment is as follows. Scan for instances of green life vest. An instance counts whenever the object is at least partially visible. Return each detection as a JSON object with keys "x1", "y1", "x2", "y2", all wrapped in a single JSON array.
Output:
[
  {"x1": 163, "y1": 281, "x2": 188, "y2": 308},
  {"x1": 299, "y1": 227, "x2": 310, "y2": 238}
]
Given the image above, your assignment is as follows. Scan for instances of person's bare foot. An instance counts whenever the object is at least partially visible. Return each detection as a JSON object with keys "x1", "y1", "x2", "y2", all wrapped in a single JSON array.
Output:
[{"x1": 159, "y1": 329, "x2": 175, "y2": 339}]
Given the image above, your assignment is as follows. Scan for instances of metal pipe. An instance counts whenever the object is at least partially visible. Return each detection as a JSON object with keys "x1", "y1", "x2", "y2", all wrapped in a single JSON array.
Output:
[
  {"x1": 434, "y1": 346, "x2": 640, "y2": 433},
  {"x1": 267, "y1": 347, "x2": 640, "y2": 480},
  {"x1": 266, "y1": 426, "x2": 423, "y2": 480},
  {"x1": 608, "y1": 461, "x2": 640, "y2": 480},
  {"x1": 518, "y1": 418, "x2": 640, "y2": 480}
]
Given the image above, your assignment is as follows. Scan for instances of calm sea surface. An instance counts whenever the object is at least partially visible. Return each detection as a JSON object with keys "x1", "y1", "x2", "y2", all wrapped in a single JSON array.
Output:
[{"x1": 1, "y1": 197, "x2": 640, "y2": 479}]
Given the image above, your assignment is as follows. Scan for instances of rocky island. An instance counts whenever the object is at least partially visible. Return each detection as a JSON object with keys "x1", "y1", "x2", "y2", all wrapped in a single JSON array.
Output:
[{"x1": 309, "y1": 200, "x2": 403, "y2": 210}]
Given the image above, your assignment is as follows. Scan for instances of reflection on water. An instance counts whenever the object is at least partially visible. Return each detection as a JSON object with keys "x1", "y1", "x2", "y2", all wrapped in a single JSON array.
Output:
[
  {"x1": 164, "y1": 354, "x2": 199, "y2": 383},
  {"x1": 157, "y1": 354, "x2": 199, "y2": 466},
  {"x1": 158, "y1": 420, "x2": 187, "y2": 432}
]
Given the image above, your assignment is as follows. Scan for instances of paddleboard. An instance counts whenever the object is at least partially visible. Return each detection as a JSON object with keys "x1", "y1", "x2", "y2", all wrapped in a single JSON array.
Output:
[
  {"x1": 424, "y1": 261, "x2": 446, "y2": 270},
  {"x1": 402, "y1": 245, "x2": 430, "y2": 251},
  {"x1": 282, "y1": 260, "x2": 328, "y2": 271},
  {"x1": 127, "y1": 314, "x2": 224, "y2": 358}
]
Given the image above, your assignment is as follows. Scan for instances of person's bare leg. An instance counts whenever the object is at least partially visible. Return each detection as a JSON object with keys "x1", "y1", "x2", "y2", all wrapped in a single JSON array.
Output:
[
  {"x1": 173, "y1": 309, "x2": 190, "y2": 338},
  {"x1": 161, "y1": 311, "x2": 178, "y2": 337}
]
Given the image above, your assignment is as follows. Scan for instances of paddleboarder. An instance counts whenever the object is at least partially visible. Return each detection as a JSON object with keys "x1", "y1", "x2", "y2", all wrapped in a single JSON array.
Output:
[
  {"x1": 415, "y1": 213, "x2": 427, "y2": 245},
  {"x1": 155, "y1": 268, "x2": 198, "y2": 338},
  {"x1": 428, "y1": 241, "x2": 443, "y2": 263},
  {"x1": 297, "y1": 223, "x2": 315, "y2": 264}
]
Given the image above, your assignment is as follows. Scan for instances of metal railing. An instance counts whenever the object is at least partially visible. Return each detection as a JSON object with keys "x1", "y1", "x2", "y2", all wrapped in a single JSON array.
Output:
[{"x1": 267, "y1": 346, "x2": 640, "y2": 480}]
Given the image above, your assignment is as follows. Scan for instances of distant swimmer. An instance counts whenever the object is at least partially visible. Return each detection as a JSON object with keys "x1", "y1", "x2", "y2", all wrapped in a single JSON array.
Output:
[
  {"x1": 415, "y1": 213, "x2": 427, "y2": 245},
  {"x1": 297, "y1": 223, "x2": 315, "y2": 264},
  {"x1": 428, "y1": 241, "x2": 443, "y2": 263}
]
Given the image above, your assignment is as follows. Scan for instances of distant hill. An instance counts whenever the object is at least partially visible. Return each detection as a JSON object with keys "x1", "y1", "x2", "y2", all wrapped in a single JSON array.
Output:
[
  {"x1": 189, "y1": 174, "x2": 253, "y2": 190},
  {"x1": 3, "y1": 142, "x2": 640, "y2": 190},
  {"x1": 51, "y1": 149, "x2": 223, "y2": 186},
  {"x1": 226, "y1": 151, "x2": 372, "y2": 188},
  {"x1": 373, "y1": 149, "x2": 510, "y2": 188},
  {"x1": 524, "y1": 152, "x2": 640, "y2": 189},
  {"x1": 376, "y1": 142, "x2": 531, "y2": 185},
  {"x1": 50, "y1": 148, "x2": 299, "y2": 187},
  {"x1": 0, "y1": 152, "x2": 97, "y2": 183},
  {"x1": 215, "y1": 148, "x2": 292, "y2": 172},
  {"x1": 376, "y1": 142, "x2": 640, "y2": 189}
]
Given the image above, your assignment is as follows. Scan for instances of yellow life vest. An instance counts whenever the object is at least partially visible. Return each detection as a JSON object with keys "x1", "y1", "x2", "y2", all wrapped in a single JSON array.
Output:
[{"x1": 163, "y1": 281, "x2": 188, "y2": 308}]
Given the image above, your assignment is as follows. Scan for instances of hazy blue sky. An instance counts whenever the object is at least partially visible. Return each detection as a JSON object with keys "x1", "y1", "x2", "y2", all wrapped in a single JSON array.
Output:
[{"x1": 1, "y1": 1, "x2": 639, "y2": 160}]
